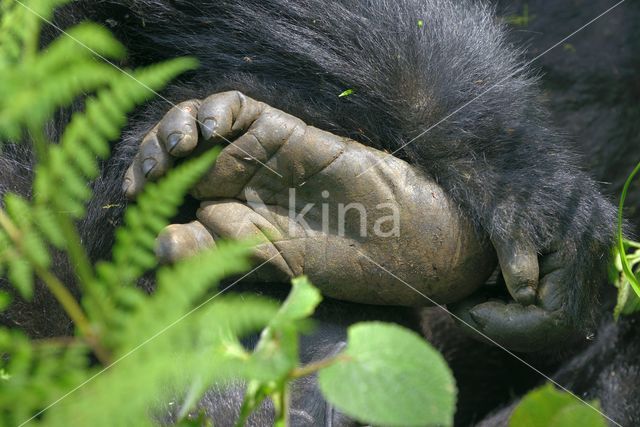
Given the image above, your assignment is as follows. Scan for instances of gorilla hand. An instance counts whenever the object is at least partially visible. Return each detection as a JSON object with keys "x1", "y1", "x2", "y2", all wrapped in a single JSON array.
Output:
[
  {"x1": 123, "y1": 91, "x2": 496, "y2": 306},
  {"x1": 452, "y1": 244, "x2": 576, "y2": 352}
]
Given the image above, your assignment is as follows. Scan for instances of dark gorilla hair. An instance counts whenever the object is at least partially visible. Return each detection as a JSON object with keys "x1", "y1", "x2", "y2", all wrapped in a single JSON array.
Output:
[
  {"x1": 2, "y1": 0, "x2": 637, "y2": 425},
  {"x1": 75, "y1": 0, "x2": 617, "y2": 326}
]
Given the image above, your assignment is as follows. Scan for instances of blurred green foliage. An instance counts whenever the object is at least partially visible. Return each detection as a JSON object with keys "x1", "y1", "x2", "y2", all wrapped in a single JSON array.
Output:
[
  {"x1": 510, "y1": 384, "x2": 606, "y2": 427},
  {"x1": 504, "y1": 4, "x2": 535, "y2": 27},
  {"x1": 612, "y1": 161, "x2": 640, "y2": 318}
]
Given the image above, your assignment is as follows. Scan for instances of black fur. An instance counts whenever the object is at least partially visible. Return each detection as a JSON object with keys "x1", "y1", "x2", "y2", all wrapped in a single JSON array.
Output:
[
  {"x1": 2, "y1": 0, "x2": 638, "y2": 425},
  {"x1": 73, "y1": 0, "x2": 616, "y2": 327}
]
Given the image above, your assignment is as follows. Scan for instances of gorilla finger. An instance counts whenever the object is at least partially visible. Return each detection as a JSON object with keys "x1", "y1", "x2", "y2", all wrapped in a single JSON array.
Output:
[
  {"x1": 139, "y1": 129, "x2": 172, "y2": 181},
  {"x1": 197, "y1": 200, "x2": 284, "y2": 243},
  {"x1": 197, "y1": 200, "x2": 295, "y2": 281},
  {"x1": 539, "y1": 248, "x2": 565, "y2": 276},
  {"x1": 536, "y1": 269, "x2": 566, "y2": 312},
  {"x1": 197, "y1": 91, "x2": 265, "y2": 142},
  {"x1": 123, "y1": 154, "x2": 146, "y2": 200},
  {"x1": 468, "y1": 301, "x2": 572, "y2": 352},
  {"x1": 492, "y1": 238, "x2": 539, "y2": 305},
  {"x1": 158, "y1": 100, "x2": 201, "y2": 157},
  {"x1": 155, "y1": 221, "x2": 216, "y2": 264}
]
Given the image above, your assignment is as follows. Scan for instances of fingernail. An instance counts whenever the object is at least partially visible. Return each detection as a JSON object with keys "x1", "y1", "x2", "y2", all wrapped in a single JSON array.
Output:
[
  {"x1": 201, "y1": 118, "x2": 217, "y2": 140},
  {"x1": 167, "y1": 132, "x2": 184, "y2": 153},
  {"x1": 142, "y1": 158, "x2": 157, "y2": 177},
  {"x1": 122, "y1": 178, "x2": 131, "y2": 194},
  {"x1": 469, "y1": 307, "x2": 488, "y2": 328}
]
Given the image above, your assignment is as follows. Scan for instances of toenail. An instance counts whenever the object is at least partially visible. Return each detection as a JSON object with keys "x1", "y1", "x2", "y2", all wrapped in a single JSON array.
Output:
[
  {"x1": 469, "y1": 307, "x2": 488, "y2": 328},
  {"x1": 167, "y1": 133, "x2": 183, "y2": 152},
  {"x1": 155, "y1": 235, "x2": 177, "y2": 264},
  {"x1": 201, "y1": 118, "x2": 217, "y2": 140},
  {"x1": 142, "y1": 158, "x2": 157, "y2": 177}
]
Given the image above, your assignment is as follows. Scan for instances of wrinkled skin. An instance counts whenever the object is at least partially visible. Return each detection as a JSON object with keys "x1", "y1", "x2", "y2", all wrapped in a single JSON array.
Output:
[
  {"x1": 125, "y1": 91, "x2": 496, "y2": 305},
  {"x1": 125, "y1": 91, "x2": 573, "y2": 351}
]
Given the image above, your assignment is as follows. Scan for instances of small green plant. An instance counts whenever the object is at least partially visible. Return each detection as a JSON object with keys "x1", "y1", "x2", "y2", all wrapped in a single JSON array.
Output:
[
  {"x1": 0, "y1": 1, "x2": 456, "y2": 426},
  {"x1": 612, "y1": 160, "x2": 640, "y2": 319}
]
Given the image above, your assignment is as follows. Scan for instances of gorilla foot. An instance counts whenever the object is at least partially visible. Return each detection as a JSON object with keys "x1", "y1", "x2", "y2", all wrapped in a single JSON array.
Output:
[{"x1": 124, "y1": 91, "x2": 496, "y2": 306}]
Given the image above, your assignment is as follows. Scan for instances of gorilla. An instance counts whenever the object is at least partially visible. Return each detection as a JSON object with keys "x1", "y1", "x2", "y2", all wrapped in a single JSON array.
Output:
[{"x1": 1, "y1": 0, "x2": 639, "y2": 425}]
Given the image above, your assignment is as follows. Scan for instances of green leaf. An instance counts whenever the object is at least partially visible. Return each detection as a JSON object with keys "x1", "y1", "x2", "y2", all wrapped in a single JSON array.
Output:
[
  {"x1": 32, "y1": 206, "x2": 65, "y2": 248},
  {"x1": 245, "y1": 276, "x2": 321, "y2": 383},
  {"x1": 510, "y1": 384, "x2": 607, "y2": 427},
  {"x1": 319, "y1": 322, "x2": 456, "y2": 427},
  {"x1": 106, "y1": 147, "x2": 220, "y2": 289},
  {"x1": 338, "y1": 88, "x2": 354, "y2": 98},
  {"x1": 270, "y1": 275, "x2": 322, "y2": 326},
  {"x1": 616, "y1": 161, "x2": 640, "y2": 298},
  {"x1": 8, "y1": 257, "x2": 33, "y2": 299},
  {"x1": 613, "y1": 257, "x2": 640, "y2": 319},
  {"x1": 44, "y1": 297, "x2": 277, "y2": 427},
  {"x1": 37, "y1": 22, "x2": 126, "y2": 74}
]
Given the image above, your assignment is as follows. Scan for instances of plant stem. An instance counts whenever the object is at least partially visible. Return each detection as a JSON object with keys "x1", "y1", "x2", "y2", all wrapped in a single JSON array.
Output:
[
  {"x1": 36, "y1": 263, "x2": 111, "y2": 363},
  {"x1": 31, "y1": 126, "x2": 95, "y2": 290},
  {"x1": 34, "y1": 265, "x2": 91, "y2": 334},
  {"x1": 617, "y1": 160, "x2": 640, "y2": 297},
  {"x1": 290, "y1": 354, "x2": 347, "y2": 379},
  {"x1": 0, "y1": 208, "x2": 111, "y2": 363},
  {"x1": 276, "y1": 385, "x2": 290, "y2": 427},
  {"x1": 0, "y1": 207, "x2": 20, "y2": 241},
  {"x1": 55, "y1": 212, "x2": 95, "y2": 289},
  {"x1": 30, "y1": 127, "x2": 47, "y2": 164}
]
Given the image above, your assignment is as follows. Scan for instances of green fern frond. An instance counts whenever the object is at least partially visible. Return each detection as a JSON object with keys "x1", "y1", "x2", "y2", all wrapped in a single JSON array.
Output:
[
  {"x1": 0, "y1": 2, "x2": 337, "y2": 426},
  {"x1": 31, "y1": 206, "x2": 64, "y2": 248},
  {"x1": 0, "y1": 3, "x2": 125, "y2": 139},
  {"x1": 41, "y1": 296, "x2": 278, "y2": 427},
  {"x1": 1, "y1": 193, "x2": 50, "y2": 298},
  {"x1": 0, "y1": 0, "x2": 24, "y2": 62},
  {"x1": 0, "y1": 15, "x2": 188, "y2": 141},
  {"x1": 33, "y1": 57, "x2": 197, "y2": 221},
  {"x1": 7, "y1": 256, "x2": 33, "y2": 299},
  {"x1": 0, "y1": 328, "x2": 88, "y2": 427},
  {"x1": 109, "y1": 241, "x2": 256, "y2": 351},
  {"x1": 0, "y1": 1, "x2": 293, "y2": 425},
  {"x1": 0, "y1": 0, "x2": 71, "y2": 65},
  {"x1": 0, "y1": 1, "x2": 198, "y2": 325},
  {"x1": 107, "y1": 148, "x2": 220, "y2": 286},
  {"x1": 0, "y1": 229, "x2": 8, "y2": 277},
  {"x1": 13, "y1": 65, "x2": 122, "y2": 135},
  {"x1": 36, "y1": 22, "x2": 126, "y2": 74}
]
